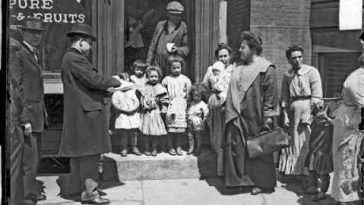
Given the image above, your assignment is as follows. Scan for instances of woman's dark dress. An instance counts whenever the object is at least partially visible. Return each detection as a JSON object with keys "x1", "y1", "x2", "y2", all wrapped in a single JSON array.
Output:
[{"x1": 223, "y1": 57, "x2": 278, "y2": 188}]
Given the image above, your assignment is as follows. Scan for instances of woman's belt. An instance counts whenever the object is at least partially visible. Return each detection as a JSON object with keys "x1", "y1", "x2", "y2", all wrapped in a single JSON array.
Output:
[{"x1": 290, "y1": 95, "x2": 311, "y2": 102}]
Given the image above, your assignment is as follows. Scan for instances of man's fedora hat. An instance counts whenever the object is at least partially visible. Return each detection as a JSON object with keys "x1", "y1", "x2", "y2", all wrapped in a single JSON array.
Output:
[
  {"x1": 67, "y1": 23, "x2": 96, "y2": 41},
  {"x1": 19, "y1": 17, "x2": 47, "y2": 31},
  {"x1": 166, "y1": 1, "x2": 184, "y2": 14}
]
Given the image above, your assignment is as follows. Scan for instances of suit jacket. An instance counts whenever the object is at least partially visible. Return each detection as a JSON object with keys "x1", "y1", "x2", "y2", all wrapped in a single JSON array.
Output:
[
  {"x1": 146, "y1": 20, "x2": 189, "y2": 65},
  {"x1": 59, "y1": 48, "x2": 121, "y2": 157},
  {"x1": 10, "y1": 42, "x2": 46, "y2": 132}
]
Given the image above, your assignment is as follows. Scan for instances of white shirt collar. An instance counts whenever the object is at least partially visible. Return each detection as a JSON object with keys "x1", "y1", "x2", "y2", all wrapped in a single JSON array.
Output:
[{"x1": 23, "y1": 41, "x2": 36, "y2": 52}]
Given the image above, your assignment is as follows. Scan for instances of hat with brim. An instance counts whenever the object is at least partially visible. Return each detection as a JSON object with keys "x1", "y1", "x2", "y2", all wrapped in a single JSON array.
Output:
[
  {"x1": 166, "y1": 1, "x2": 184, "y2": 14},
  {"x1": 67, "y1": 23, "x2": 97, "y2": 41},
  {"x1": 19, "y1": 17, "x2": 47, "y2": 31}
]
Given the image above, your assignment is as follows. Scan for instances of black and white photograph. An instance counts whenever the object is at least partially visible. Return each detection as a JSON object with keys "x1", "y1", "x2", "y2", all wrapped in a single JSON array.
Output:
[{"x1": 2, "y1": 0, "x2": 364, "y2": 204}]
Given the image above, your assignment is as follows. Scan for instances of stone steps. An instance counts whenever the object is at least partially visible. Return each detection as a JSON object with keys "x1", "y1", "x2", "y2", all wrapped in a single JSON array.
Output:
[{"x1": 101, "y1": 147, "x2": 218, "y2": 182}]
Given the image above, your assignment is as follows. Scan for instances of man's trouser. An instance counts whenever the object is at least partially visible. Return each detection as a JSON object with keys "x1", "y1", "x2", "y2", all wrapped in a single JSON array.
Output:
[
  {"x1": 23, "y1": 132, "x2": 41, "y2": 199},
  {"x1": 65, "y1": 155, "x2": 100, "y2": 197},
  {"x1": 10, "y1": 126, "x2": 24, "y2": 205}
]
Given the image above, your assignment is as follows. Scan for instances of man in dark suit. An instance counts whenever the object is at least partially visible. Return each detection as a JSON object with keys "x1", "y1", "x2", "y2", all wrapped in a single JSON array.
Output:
[
  {"x1": 59, "y1": 23, "x2": 121, "y2": 204},
  {"x1": 9, "y1": 17, "x2": 47, "y2": 205}
]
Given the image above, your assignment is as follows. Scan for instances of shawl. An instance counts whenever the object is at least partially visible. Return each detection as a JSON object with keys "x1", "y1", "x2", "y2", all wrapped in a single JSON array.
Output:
[{"x1": 226, "y1": 57, "x2": 274, "y2": 122}]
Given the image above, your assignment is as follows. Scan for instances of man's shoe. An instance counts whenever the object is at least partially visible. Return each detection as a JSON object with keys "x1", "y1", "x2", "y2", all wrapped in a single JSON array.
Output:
[
  {"x1": 35, "y1": 193, "x2": 47, "y2": 201},
  {"x1": 305, "y1": 186, "x2": 319, "y2": 195},
  {"x1": 250, "y1": 187, "x2": 275, "y2": 195},
  {"x1": 81, "y1": 196, "x2": 110, "y2": 204},
  {"x1": 151, "y1": 150, "x2": 158, "y2": 156},
  {"x1": 97, "y1": 188, "x2": 107, "y2": 196},
  {"x1": 24, "y1": 193, "x2": 47, "y2": 204}
]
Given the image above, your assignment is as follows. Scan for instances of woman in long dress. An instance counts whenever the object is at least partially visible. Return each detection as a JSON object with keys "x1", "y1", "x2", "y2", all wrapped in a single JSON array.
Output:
[
  {"x1": 202, "y1": 43, "x2": 233, "y2": 177},
  {"x1": 331, "y1": 56, "x2": 364, "y2": 205},
  {"x1": 223, "y1": 31, "x2": 279, "y2": 194},
  {"x1": 278, "y1": 45, "x2": 323, "y2": 190}
]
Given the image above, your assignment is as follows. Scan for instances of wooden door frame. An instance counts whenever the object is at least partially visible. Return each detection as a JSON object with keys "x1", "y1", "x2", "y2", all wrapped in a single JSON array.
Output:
[{"x1": 90, "y1": 0, "x2": 124, "y2": 76}]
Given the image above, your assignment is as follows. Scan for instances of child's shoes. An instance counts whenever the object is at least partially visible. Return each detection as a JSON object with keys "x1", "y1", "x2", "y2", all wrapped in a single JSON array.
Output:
[
  {"x1": 120, "y1": 149, "x2": 128, "y2": 157},
  {"x1": 169, "y1": 148, "x2": 177, "y2": 156},
  {"x1": 187, "y1": 147, "x2": 194, "y2": 155},
  {"x1": 176, "y1": 147, "x2": 183, "y2": 156},
  {"x1": 133, "y1": 147, "x2": 142, "y2": 156}
]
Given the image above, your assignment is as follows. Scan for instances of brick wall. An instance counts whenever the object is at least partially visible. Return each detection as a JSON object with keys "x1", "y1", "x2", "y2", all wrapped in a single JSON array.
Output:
[
  {"x1": 227, "y1": 0, "x2": 250, "y2": 49},
  {"x1": 249, "y1": 0, "x2": 312, "y2": 94}
]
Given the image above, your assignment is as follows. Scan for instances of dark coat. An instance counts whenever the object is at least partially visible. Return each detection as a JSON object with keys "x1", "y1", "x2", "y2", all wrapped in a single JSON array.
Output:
[
  {"x1": 59, "y1": 48, "x2": 120, "y2": 157},
  {"x1": 223, "y1": 58, "x2": 279, "y2": 188},
  {"x1": 10, "y1": 43, "x2": 46, "y2": 132},
  {"x1": 146, "y1": 20, "x2": 189, "y2": 75}
]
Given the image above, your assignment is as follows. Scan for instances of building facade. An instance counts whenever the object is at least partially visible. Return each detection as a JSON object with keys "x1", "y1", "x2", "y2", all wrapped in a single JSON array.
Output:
[{"x1": 8, "y1": 0, "x2": 363, "y2": 155}]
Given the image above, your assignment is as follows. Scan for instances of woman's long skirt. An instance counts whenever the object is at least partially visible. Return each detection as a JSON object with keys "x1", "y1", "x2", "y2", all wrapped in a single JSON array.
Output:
[
  {"x1": 279, "y1": 99, "x2": 311, "y2": 175},
  {"x1": 223, "y1": 121, "x2": 276, "y2": 188},
  {"x1": 208, "y1": 94, "x2": 225, "y2": 176},
  {"x1": 331, "y1": 104, "x2": 363, "y2": 203}
]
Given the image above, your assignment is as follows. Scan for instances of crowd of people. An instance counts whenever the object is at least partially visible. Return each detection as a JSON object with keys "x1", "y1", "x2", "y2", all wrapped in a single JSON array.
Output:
[{"x1": 8, "y1": 1, "x2": 364, "y2": 205}]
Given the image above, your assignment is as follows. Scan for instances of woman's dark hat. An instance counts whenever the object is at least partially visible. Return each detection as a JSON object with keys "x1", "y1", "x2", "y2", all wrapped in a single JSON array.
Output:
[
  {"x1": 19, "y1": 17, "x2": 47, "y2": 31},
  {"x1": 67, "y1": 23, "x2": 96, "y2": 41}
]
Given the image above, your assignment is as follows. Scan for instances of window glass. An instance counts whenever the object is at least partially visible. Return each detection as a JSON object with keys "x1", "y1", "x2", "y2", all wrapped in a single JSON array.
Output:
[{"x1": 9, "y1": 0, "x2": 91, "y2": 72}]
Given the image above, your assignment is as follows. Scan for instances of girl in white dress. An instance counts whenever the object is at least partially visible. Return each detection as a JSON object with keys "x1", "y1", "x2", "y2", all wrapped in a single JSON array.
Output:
[
  {"x1": 139, "y1": 66, "x2": 169, "y2": 156},
  {"x1": 162, "y1": 56, "x2": 192, "y2": 156},
  {"x1": 111, "y1": 72, "x2": 142, "y2": 157}
]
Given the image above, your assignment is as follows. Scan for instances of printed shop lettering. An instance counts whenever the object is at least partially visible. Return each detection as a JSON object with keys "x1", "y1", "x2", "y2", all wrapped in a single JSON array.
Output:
[{"x1": 10, "y1": 0, "x2": 85, "y2": 24}]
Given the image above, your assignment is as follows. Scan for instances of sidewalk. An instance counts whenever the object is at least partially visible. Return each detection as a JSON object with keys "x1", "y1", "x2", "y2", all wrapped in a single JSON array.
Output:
[{"x1": 37, "y1": 175, "x2": 336, "y2": 205}]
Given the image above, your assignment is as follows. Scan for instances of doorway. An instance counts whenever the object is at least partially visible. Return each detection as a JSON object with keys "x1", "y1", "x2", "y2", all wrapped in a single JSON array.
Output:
[{"x1": 124, "y1": 0, "x2": 194, "y2": 78}]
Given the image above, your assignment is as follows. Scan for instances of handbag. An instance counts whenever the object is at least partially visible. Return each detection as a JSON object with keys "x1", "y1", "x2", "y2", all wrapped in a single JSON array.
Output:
[{"x1": 247, "y1": 127, "x2": 291, "y2": 158}]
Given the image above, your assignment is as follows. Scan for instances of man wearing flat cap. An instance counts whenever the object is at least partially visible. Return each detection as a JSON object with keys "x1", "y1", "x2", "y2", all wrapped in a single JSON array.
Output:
[
  {"x1": 147, "y1": 1, "x2": 189, "y2": 76},
  {"x1": 59, "y1": 23, "x2": 121, "y2": 204},
  {"x1": 9, "y1": 17, "x2": 48, "y2": 205}
]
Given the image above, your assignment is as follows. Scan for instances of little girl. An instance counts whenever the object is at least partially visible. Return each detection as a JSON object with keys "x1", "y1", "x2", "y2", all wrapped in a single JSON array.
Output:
[
  {"x1": 130, "y1": 59, "x2": 147, "y2": 87},
  {"x1": 111, "y1": 72, "x2": 142, "y2": 157},
  {"x1": 138, "y1": 66, "x2": 169, "y2": 156},
  {"x1": 162, "y1": 56, "x2": 192, "y2": 156},
  {"x1": 187, "y1": 84, "x2": 209, "y2": 155},
  {"x1": 305, "y1": 99, "x2": 339, "y2": 201}
]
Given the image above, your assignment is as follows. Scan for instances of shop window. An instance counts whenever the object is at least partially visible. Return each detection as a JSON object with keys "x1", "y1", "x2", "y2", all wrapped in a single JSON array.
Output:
[{"x1": 9, "y1": 0, "x2": 92, "y2": 72}]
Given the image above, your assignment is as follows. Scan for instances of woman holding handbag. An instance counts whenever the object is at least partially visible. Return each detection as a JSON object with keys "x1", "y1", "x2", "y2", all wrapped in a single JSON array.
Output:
[{"x1": 223, "y1": 31, "x2": 279, "y2": 195}]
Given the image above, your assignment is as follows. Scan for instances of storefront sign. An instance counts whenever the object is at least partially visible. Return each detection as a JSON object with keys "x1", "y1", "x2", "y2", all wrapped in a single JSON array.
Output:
[
  {"x1": 10, "y1": 0, "x2": 87, "y2": 29},
  {"x1": 9, "y1": 0, "x2": 91, "y2": 73}
]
